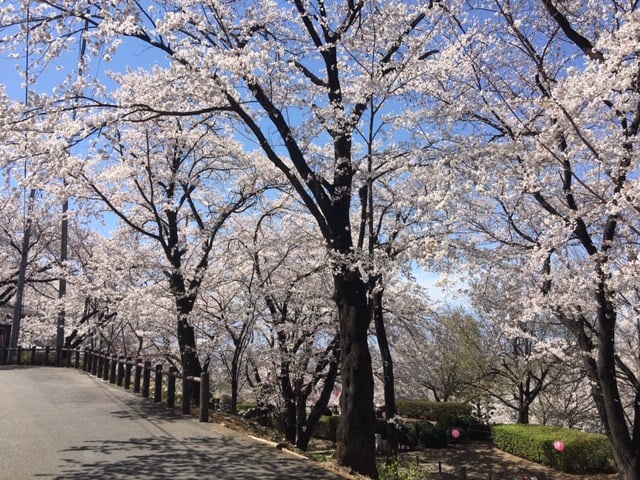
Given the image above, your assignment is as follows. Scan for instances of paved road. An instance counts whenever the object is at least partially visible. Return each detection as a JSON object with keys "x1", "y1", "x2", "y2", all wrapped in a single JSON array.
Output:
[{"x1": 0, "y1": 366, "x2": 344, "y2": 479}]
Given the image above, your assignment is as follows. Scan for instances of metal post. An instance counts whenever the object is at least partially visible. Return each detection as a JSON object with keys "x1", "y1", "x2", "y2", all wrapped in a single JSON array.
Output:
[
  {"x1": 44, "y1": 346, "x2": 50, "y2": 366},
  {"x1": 30, "y1": 346, "x2": 36, "y2": 365}
]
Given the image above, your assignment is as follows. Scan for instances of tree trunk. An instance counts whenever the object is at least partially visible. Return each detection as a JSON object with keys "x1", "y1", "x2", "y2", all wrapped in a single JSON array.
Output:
[
  {"x1": 178, "y1": 317, "x2": 202, "y2": 402},
  {"x1": 334, "y1": 270, "x2": 377, "y2": 479},
  {"x1": 373, "y1": 289, "x2": 398, "y2": 454}
]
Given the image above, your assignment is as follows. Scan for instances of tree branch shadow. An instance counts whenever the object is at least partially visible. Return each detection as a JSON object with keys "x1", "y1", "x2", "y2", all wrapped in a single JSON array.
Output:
[{"x1": 37, "y1": 435, "x2": 343, "y2": 479}]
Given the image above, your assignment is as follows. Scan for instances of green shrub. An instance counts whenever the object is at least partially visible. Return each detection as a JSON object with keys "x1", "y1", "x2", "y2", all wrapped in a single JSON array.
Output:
[
  {"x1": 437, "y1": 414, "x2": 492, "y2": 441},
  {"x1": 492, "y1": 424, "x2": 616, "y2": 474},
  {"x1": 315, "y1": 415, "x2": 339, "y2": 441},
  {"x1": 397, "y1": 400, "x2": 471, "y2": 423},
  {"x1": 412, "y1": 421, "x2": 448, "y2": 448}
]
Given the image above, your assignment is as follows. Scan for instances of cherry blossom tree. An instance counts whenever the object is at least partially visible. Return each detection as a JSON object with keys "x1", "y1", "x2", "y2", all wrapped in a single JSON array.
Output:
[
  {"x1": 73, "y1": 115, "x2": 266, "y2": 384},
  {"x1": 0, "y1": 2, "x2": 447, "y2": 474},
  {"x1": 420, "y1": 2, "x2": 640, "y2": 477}
]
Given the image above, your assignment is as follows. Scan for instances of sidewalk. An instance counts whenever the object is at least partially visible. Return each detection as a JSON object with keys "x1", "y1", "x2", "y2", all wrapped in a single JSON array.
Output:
[{"x1": 0, "y1": 366, "x2": 345, "y2": 479}]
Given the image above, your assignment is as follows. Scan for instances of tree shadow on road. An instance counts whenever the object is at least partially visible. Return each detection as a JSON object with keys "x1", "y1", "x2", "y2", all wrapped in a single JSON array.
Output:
[{"x1": 37, "y1": 435, "x2": 344, "y2": 480}]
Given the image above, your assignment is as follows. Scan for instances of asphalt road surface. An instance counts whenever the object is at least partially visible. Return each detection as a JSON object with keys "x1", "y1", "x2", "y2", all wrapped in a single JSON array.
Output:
[{"x1": 0, "y1": 366, "x2": 344, "y2": 479}]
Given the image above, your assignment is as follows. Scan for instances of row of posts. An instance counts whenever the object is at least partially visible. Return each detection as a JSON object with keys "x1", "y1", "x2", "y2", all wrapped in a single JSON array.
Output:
[
  {"x1": 0, "y1": 345, "x2": 79, "y2": 367},
  {"x1": 0, "y1": 346, "x2": 209, "y2": 423},
  {"x1": 83, "y1": 350, "x2": 210, "y2": 423}
]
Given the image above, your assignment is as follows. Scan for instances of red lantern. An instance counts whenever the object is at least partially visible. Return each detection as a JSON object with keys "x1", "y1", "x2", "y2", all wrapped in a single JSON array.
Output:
[
  {"x1": 452, "y1": 428, "x2": 461, "y2": 439},
  {"x1": 554, "y1": 440, "x2": 565, "y2": 452}
]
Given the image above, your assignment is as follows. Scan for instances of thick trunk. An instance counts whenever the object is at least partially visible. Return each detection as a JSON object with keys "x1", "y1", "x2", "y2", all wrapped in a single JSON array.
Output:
[
  {"x1": 594, "y1": 302, "x2": 638, "y2": 480},
  {"x1": 178, "y1": 317, "x2": 202, "y2": 402},
  {"x1": 373, "y1": 289, "x2": 398, "y2": 454},
  {"x1": 334, "y1": 271, "x2": 377, "y2": 479},
  {"x1": 516, "y1": 402, "x2": 529, "y2": 424},
  {"x1": 279, "y1": 371, "x2": 297, "y2": 444},
  {"x1": 230, "y1": 361, "x2": 239, "y2": 415}
]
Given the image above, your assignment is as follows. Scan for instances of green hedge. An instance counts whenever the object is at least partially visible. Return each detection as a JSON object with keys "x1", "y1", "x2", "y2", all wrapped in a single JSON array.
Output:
[
  {"x1": 492, "y1": 424, "x2": 616, "y2": 474},
  {"x1": 396, "y1": 400, "x2": 472, "y2": 422}
]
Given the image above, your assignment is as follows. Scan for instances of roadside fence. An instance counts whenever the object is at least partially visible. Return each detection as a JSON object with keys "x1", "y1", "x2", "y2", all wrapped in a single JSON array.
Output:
[{"x1": 0, "y1": 346, "x2": 210, "y2": 423}]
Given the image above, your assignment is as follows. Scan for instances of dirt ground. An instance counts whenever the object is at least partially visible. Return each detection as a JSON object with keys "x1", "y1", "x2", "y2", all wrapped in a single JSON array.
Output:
[
  {"x1": 407, "y1": 440, "x2": 618, "y2": 480},
  {"x1": 205, "y1": 410, "x2": 617, "y2": 480}
]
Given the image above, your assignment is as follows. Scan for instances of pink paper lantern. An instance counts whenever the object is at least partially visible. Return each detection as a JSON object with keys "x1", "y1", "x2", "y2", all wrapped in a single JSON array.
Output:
[
  {"x1": 554, "y1": 440, "x2": 565, "y2": 452},
  {"x1": 452, "y1": 428, "x2": 461, "y2": 439}
]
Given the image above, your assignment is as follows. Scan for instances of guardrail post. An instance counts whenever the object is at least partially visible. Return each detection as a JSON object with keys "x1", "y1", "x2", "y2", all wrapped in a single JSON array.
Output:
[
  {"x1": 167, "y1": 368, "x2": 176, "y2": 409},
  {"x1": 182, "y1": 375, "x2": 191, "y2": 415},
  {"x1": 109, "y1": 354, "x2": 117, "y2": 383},
  {"x1": 65, "y1": 348, "x2": 71, "y2": 368},
  {"x1": 154, "y1": 364, "x2": 163, "y2": 403},
  {"x1": 133, "y1": 358, "x2": 142, "y2": 393},
  {"x1": 83, "y1": 350, "x2": 90, "y2": 372},
  {"x1": 94, "y1": 351, "x2": 101, "y2": 375},
  {"x1": 75, "y1": 349, "x2": 80, "y2": 368},
  {"x1": 116, "y1": 356, "x2": 125, "y2": 386},
  {"x1": 142, "y1": 360, "x2": 151, "y2": 398},
  {"x1": 124, "y1": 357, "x2": 132, "y2": 389},
  {"x1": 102, "y1": 353, "x2": 110, "y2": 380},
  {"x1": 44, "y1": 346, "x2": 50, "y2": 366},
  {"x1": 199, "y1": 371, "x2": 209, "y2": 422},
  {"x1": 30, "y1": 346, "x2": 36, "y2": 365}
]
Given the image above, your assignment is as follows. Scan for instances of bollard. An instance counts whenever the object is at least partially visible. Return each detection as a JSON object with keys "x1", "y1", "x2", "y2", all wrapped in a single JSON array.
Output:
[
  {"x1": 199, "y1": 371, "x2": 209, "y2": 422},
  {"x1": 142, "y1": 361, "x2": 151, "y2": 398},
  {"x1": 154, "y1": 364, "x2": 163, "y2": 403},
  {"x1": 124, "y1": 357, "x2": 133, "y2": 390},
  {"x1": 182, "y1": 375, "x2": 191, "y2": 415},
  {"x1": 167, "y1": 368, "x2": 176, "y2": 409}
]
